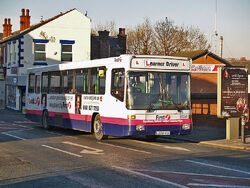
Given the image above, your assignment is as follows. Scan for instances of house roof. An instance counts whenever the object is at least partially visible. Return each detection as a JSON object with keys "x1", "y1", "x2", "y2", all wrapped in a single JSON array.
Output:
[
  {"x1": 173, "y1": 49, "x2": 232, "y2": 66},
  {"x1": 229, "y1": 60, "x2": 250, "y2": 73},
  {"x1": 0, "y1": 8, "x2": 77, "y2": 44}
]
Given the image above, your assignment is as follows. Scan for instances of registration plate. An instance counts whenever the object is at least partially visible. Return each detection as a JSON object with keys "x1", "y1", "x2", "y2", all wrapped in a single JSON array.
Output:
[{"x1": 155, "y1": 131, "x2": 170, "y2": 135}]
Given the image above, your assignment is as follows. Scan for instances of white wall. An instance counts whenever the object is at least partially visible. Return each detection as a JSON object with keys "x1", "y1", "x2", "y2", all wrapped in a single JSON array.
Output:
[{"x1": 19, "y1": 9, "x2": 91, "y2": 75}]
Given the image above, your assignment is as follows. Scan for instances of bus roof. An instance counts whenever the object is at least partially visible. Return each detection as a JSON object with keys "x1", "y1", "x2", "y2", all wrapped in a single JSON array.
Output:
[{"x1": 27, "y1": 54, "x2": 192, "y2": 74}]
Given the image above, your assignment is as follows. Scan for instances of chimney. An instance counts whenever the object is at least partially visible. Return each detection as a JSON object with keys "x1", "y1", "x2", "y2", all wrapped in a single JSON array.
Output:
[
  {"x1": 118, "y1": 28, "x2": 126, "y2": 54},
  {"x1": 2, "y1": 18, "x2": 12, "y2": 38},
  {"x1": 240, "y1": 57, "x2": 247, "y2": 61},
  {"x1": 98, "y1": 30, "x2": 110, "y2": 58},
  {"x1": 118, "y1": 28, "x2": 126, "y2": 36},
  {"x1": 3, "y1": 18, "x2": 8, "y2": 38},
  {"x1": 230, "y1": 58, "x2": 236, "y2": 63},
  {"x1": 20, "y1": 8, "x2": 30, "y2": 31}
]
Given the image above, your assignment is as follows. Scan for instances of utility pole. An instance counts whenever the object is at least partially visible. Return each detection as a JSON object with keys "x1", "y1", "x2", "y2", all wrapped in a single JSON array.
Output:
[
  {"x1": 220, "y1": 36, "x2": 223, "y2": 58},
  {"x1": 213, "y1": 0, "x2": 219, "y2": 55}
]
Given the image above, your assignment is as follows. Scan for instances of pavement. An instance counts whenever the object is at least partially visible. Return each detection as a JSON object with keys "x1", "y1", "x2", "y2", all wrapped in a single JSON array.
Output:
[
  {"x1": 167, "y1": 122, "x2": 250, "y2": 151},
  {"x1": 0, "y1": 109, "x2": 250, "y2": 151}
]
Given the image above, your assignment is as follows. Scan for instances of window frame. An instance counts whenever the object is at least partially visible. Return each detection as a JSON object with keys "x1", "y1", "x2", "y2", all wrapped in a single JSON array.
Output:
[
  {"x1": 35, "y1": 75, "x2": 41, "y2": 94},
  {"x1": 60, "y1": 40, "x2": 75, "y2": 62},
  {"x1": 33, "y1": 39, "x2": 49, "y2": 63},
  {"x1": 49, "y1": 71, "x2": 61, "y2": 94},
  {"x1": 41, "y1": 72, "x2": 49, "y2": 93},
  {"x1": 34, "y1": 43, "x2": 46, "y2": 62},
  {"x1": 61, "y1": 70, "x2": 74, "y2": 94},
  {"x1": 28, "y1": 74, "x2": 35, "y2": 93},
  {"x1": 111, "y1": 68, "x2": 125, "y2": 101}
]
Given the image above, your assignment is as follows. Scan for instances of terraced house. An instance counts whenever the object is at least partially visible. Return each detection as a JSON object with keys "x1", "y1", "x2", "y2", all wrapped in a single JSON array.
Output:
[{"x1": 0, "y1": 8, "x2": 91, "y2": 112}]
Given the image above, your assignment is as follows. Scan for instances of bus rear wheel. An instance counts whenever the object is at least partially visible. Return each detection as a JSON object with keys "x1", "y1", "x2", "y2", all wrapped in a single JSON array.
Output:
[
  {"x1": 42, "y1": 110, "x2": 51, "y2": 130},
  {"x1": 93, "y1": 114, "x2": 107, "y2": 140}
]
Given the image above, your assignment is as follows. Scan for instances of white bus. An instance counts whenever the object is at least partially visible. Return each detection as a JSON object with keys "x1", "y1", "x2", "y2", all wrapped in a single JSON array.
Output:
[{"x1": 25, "y1": 55, "x2": 192, "y2": 140}]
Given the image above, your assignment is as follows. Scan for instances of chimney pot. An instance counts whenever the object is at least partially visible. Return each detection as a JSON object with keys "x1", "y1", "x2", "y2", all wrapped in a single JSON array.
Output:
[
  {"x1": 119, "y1": 28, "x2": 122, "y2": 35},
  {"x1": 118, "y1": 28, "x2": 126, "y2": 36},
  {"x1": 26, "y1": 9, "x2": 30, "y2": 16},
  {"x1": 4, "y1": 18, "x2": 7, "y2": 25},
  {"x1": 22, "y1": 9, "x2": 25, "y2": 16}
]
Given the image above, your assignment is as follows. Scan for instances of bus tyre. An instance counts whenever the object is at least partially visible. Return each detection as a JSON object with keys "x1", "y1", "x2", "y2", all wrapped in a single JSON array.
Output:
[
  {"x1": 93, "y1": 114, "x2": 107, "y2": 140},
  {"x1": 145, "y1": 135, "x2": 158, "y2": 141},
  {"x1": 42, "y1": 110, "x2": 51, "y2": 130}
]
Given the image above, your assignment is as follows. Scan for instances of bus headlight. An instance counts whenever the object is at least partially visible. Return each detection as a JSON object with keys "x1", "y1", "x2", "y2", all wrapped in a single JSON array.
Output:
[
  {"x1": 136, "y1": 125, "x2": 145, "y2": 131},
  {"x1": 182, "y1": 124, "x2": 190, "y2": 130}
]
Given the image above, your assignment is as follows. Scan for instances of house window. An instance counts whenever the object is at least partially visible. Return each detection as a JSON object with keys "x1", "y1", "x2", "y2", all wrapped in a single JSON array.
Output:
[
  {"x1": 33, "y1": 39, "x2": 49, "y2": 63},
  {"x1": 34, "y1": 43, "x2": 46, "y2": 61},
  {"x1": 60, "y1": 40, "x2": 75, "y2": 62}
]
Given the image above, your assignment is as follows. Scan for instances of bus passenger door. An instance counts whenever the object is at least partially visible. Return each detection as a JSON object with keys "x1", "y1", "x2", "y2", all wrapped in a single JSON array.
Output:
[{"x1": 110, "y1": 68, "x2": 126, "y2": 135}]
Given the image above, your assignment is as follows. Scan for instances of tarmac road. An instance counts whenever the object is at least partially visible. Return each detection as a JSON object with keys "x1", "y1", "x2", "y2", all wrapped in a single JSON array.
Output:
[{"x1": 0, "y1": 110, "x2": 250, "y2": 187}]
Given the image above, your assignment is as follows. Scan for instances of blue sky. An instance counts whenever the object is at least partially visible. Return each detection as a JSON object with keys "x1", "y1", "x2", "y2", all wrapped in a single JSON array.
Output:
[{"x1": 1, "y1": 0, "x2": 249, "y2": 59}]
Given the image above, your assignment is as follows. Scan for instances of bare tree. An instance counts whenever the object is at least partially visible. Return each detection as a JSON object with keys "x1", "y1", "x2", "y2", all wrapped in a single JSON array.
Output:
[
  {"x1": 126, "y1": 18, "x2": 154, "y2": 55},
  {"x1": 94, "y1": 18, "x2": 210, "y2": 55},
  {"x1": 153, "y1": 17, "x2": 177, "y2": 55},
  {"x1": 184, "y1": 26, "x2": 210, "y2": 51},
  {"x1": 92, "y1": 20, "x2": 118, "y2": 36},
  {"x1": 153, "y1": 17, "x2": 209, "y2": 55}
]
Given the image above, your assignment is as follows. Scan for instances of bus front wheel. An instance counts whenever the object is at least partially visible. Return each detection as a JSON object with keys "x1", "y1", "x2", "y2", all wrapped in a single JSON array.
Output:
[
  {"x1": 93, "y1": 114, "x2": 107, "y2": 140},
  {"x1": 42, "y1": 110, "x2": 51, "y2": 130}
]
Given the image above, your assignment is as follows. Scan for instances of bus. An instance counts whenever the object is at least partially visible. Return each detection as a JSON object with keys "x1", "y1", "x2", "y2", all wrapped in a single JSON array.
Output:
[{"x1": 25, "y1": 55, "x2": 192, "y2": 140}]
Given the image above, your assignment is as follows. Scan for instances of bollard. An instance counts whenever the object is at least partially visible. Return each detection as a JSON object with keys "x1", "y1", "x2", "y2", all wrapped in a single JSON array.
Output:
[{"x1": 241, "y1": 116, "x2": 246, "y2": 143}]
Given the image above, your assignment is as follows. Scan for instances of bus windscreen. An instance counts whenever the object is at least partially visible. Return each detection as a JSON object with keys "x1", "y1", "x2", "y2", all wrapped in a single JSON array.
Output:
[{"x1": 126, "y1": 72, "x2": 190, "y2": 111}]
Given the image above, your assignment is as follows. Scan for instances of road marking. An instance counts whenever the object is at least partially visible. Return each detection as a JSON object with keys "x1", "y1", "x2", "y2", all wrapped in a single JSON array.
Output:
[
  {"x1": 97, "y1": 142, "x2": 151, "y2": 154},
  {"x1": 13, "y1": 121, "x2": 37, "y2": 124},
  {"x1": 1, "y1": 132, "x2": 26, "y2": 140},
  {"x1": 12, "y1": 123, "x2": 31, "y2": 128},
  {"x1": 133, "y1": 140, "x2": 191, "y2": 152},
  {"x1": 112, "y1": 166, "x2": 188, "y2": 188},
  {"x1": 187, "y1": 183, "x2": 249, "y2": 187},
  {"x1": 135, "y1": 169, "x2": 250, "y2": 180},
  {"x1": 186, "y1": 160, "x2": 250, "y2": 175},
  {"x1": 63, "y1": 141, "x2": 103, "y2": 155},
  {"x1": 42, "y1": 144, "x2": 82, "y2": 158}
]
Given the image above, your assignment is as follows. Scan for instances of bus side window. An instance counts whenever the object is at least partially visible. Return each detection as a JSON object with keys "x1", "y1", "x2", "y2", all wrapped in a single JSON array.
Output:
[
  {"x1": 42, "y1": 72, "x2": 49, "y2": 93},
  {"x1": 28, "y1": 74, "x2": 35, "y2": 93},
  {"x1": 75, "y1": 69, "x2": 88, "y2": 94},
  {"x1": 35, "y1": 75, "x2": 41, "y2": 94},
  {"x1": 90, "y1": 67, "x2": 106, "y2": 95},
  {"x1": 90, "y1": 68, "x2": 97, "y2": 94},
  {"x1": 98, "y1": 67, "x2": 106, "y2": 94},
  {"x1": 111, "y1": 69, "x2": 125, "y2": 101},
  {"x1": 49, "y1": 71, "x2": 61, "y2": 94},
  {"x1": 61, "y1": 70, "x2": 73, "y2": 93}
]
